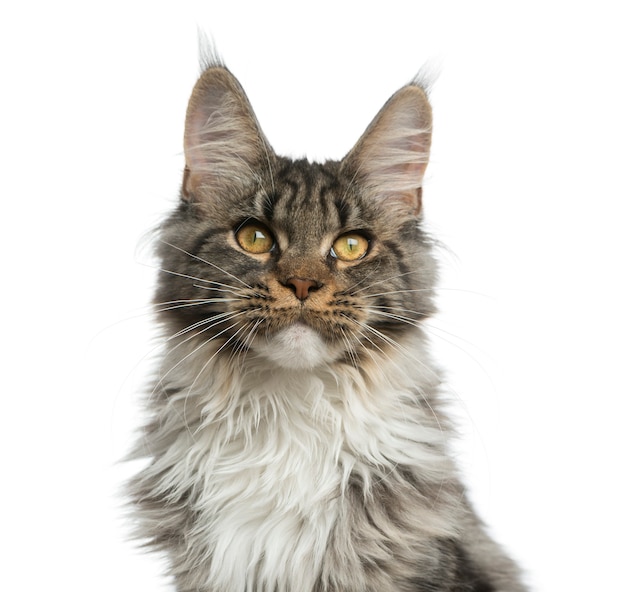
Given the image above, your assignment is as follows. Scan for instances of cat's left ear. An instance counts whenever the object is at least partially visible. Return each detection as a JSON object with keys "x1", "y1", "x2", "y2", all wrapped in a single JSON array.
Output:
[
  {"x1": 182, "y1": 65, "x2": 274, "y2": 206},
  {"x1": 340, "y1": 83, "x2": 432, "y2": 217}
]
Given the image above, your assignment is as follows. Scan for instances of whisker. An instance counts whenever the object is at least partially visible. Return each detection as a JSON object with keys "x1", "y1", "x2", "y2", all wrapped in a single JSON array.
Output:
[
  {"x1": 342, "y1": 317, "x2": 445, "y2": 437},
  {"x1": 149, "y1": 264, "x2": 257, "y2": 297},
  {"x1": 345, "y1": 320, "x2": 390, "y2": 376},
  {"x1": 362, "y1": 287, "x2": 493, "y2": 300},
  {"x1": 154, "y1": 312, "x2": 248, "y2": 392},
  {"x1": 350, "y1": 269, "x2": 423, "y2": 295},
  {"x1": 349, "y1": 313, "x2": 444, "y2": 389},
  {"x1": 149, "y1": 265, "x2": 214, "y2": 286},
  {"x1": 350, "y1": 317, "x2": 411, "y2": 360},
  {"x1": 342, "y1": 314, "x2": 417, "y2": 379},
  {"x1": 154, "y1": 298, "x2": 240, "y2": 315},
  {"x1": 146, "y1": 267, "x2": 254, "y2": 298},
  {"x1": 355, "y1": 320, "x2": 445, "y2": 435},
  {"x1": 366, "y1": 308, "x2": 424, "y2": 330},
  {"x1": 185, "y1": 322, "x2": 254, "y2": 430},
  {"x1": 338, "y1": 325, "x2": 360, "y2": 370},
  {"x1": 161, "y1": 240, "x2": 255, "y2": 290},
  {"x1": 154, "y1": 298, "x2": 214, "y2": 307},
  {"x1": 367, "y1": 307, "x2": 471, "y2": 352},
  {"x1": 94, "y1": 299, "x2": 211, "y2": 334},
  {"x1": 169, "y1": 310, "x2": 245, "y2": 341},
  {"x1": 191, "y1": 284, "x2": 254, "y2": 298},
  {"x1": 366, "y1": 308, "x2": 495, "y2": 395},
  {"x1": 226, "y1": 316, "x2": 263, "y2": 369},
  {"x1": 363, "y1": 288, "x2": 433, "y2": 299},
  {"x1": 340, "y1": 260, "x2": 383, "y2": 293},
  {"x1": 147, "y1": 316, "x2": 247, "y2": 442}
]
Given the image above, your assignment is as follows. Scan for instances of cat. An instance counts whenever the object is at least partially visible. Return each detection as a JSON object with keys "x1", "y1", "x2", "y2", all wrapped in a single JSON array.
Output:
[{"x1": 127, "y1": 55, "x2": 527, "y2": 591}]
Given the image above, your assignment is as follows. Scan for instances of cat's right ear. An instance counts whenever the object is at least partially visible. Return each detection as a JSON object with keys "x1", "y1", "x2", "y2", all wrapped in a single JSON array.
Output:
[{"x1": 182, "y1": 66, "x2": 273, "y2": 205}]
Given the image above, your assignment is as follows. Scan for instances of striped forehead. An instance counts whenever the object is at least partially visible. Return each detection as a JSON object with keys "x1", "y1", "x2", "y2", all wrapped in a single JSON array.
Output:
[{"x1": 254, "y1": 160, "x2": 356, "y2": 234}]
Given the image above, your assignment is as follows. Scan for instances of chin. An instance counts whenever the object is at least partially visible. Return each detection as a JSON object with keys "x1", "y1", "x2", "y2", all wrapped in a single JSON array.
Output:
[{"x1": 253, "y1": 322, "x2": 340, "y2": 370}]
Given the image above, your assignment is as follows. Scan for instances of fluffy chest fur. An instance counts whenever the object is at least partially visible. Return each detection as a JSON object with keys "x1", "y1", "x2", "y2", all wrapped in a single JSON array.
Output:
[{"x1": 134, "y1": 335, "x2": 456, "y2": 591}]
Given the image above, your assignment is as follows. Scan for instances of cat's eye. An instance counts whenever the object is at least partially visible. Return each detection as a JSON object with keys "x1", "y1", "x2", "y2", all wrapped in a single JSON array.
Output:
[
  {"x1": 331, "y1": 233, "x2": 369, "y2": 261},
  {"x1": 235, "y1": 222, "x2": 275, "y2": 254}
]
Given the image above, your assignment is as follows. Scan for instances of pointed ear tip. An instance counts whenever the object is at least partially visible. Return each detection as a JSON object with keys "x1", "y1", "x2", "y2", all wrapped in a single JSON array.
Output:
[
  {"x1": 389, "y1": 85, "x2": 432, "y2": 130},
  {"x1": 186, "y1": 65, "x2": 243, "y2": 122},
  {"x1": 399, "y1": 84, "x2": 431, "y2": 108},
  {"x1": 194, "y1": 64, "x2": 236, "y2": 91}
]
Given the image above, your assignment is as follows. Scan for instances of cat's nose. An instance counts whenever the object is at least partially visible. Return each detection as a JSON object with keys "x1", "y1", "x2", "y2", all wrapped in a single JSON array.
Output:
[{"x1": 285, "y1": 277, "x2": 321, "y2": 301}]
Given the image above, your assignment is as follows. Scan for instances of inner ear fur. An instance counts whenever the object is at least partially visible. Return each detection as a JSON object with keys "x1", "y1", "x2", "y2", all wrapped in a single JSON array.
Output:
[
  {"x1": 341, "y1": 84, "x2": 432, "y2": 217},
  {"x1": 183, "y1": 66, "x2": 274, "y2": 204}
]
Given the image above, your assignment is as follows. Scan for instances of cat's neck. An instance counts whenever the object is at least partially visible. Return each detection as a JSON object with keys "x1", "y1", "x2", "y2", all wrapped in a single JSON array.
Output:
[
  {"x1": 152, "y1": 331, "x2": 450, "y2": 476},
  {"x1": 160, "y1": 329, "x2": 442, "y2": 408}
]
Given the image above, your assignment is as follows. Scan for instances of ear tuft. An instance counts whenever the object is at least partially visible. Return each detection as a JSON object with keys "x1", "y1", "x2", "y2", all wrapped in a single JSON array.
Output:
[
  {"x1": 196, "y1": 30, "x2": 225, "y2": 72},
  {"x1": 341, "y1": 84, "x2": 432, "y2": 217}
]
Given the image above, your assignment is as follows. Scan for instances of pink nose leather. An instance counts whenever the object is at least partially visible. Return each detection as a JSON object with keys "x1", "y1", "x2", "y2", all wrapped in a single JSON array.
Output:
[{"x1": 286, "y1": 278, "x2": 320, "y2": 300}]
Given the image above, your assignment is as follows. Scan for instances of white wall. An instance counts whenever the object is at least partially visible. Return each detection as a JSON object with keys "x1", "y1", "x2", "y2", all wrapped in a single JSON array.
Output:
[{"x1": 2, "y1": 2, "x2": 624, "y2": 591}]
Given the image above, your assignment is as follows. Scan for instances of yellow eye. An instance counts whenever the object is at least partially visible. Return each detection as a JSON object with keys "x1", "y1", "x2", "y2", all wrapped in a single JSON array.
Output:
[
  {"x1": 331, "y1": 233, "x2": 369, "y2": 261},
  {"x1": 235, "y1": 223, "x2": 275, "y2": 254}
]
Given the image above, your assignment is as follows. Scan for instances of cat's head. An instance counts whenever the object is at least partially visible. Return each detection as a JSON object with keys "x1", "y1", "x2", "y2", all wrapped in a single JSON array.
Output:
[{"x1": 156, "y1": 62, "x2": 436, "y2": 371}]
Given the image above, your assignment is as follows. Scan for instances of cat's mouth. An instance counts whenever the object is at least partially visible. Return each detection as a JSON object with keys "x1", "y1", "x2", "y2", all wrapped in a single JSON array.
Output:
[
  {"x1": 230, "y1": 278, "x2": 365, "y2": 369},
  {"x1": 257, "y1": 305, "x2": 352, "y2": 346}
]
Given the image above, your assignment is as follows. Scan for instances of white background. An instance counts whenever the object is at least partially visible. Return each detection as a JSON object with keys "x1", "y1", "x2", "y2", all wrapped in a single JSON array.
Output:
[{"x1": 2, "y1": 2, "x2": 624, "y2": 591}]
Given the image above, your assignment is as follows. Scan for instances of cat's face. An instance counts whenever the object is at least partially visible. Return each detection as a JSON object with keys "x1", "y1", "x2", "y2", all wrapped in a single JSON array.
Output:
[{"x1": 156, "y1": 64, "x2": 436, "y2": 370}]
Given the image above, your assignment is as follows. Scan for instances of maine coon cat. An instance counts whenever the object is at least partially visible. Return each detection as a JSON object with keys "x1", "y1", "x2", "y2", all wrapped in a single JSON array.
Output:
[{"x1": 128, "y1": 57, "x2": 527, "y2": 591}]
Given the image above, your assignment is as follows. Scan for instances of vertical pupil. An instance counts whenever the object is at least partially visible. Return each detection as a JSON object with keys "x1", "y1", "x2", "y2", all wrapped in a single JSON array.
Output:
[
  {"x1": 347, "y1": 237, "x2": 357, "y2": 251},
  {"x1": 253, "y1": 230, "x2": 264, "y2": 243}
]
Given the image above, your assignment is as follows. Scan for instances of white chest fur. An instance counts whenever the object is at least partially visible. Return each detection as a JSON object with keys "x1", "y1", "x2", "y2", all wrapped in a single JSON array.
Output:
[{"x1": 152, "y1": 337, "x2": 449, "y2": 591}]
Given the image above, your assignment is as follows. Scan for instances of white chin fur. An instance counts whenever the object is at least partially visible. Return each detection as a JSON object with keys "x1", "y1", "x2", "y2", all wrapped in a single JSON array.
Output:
[{"x1": 253, "y1": 323, "x2": 337, "y2": 369}]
